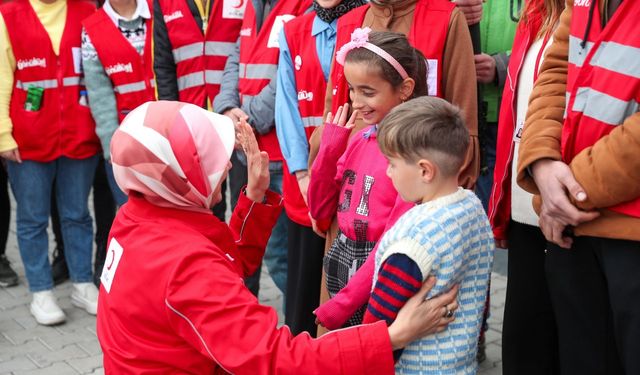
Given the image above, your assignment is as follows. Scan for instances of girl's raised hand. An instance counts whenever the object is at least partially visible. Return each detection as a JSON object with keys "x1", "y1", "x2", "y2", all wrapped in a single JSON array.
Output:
[
  {"x1": 237, "y1": 118, "x2": 270, "y2": 203},
  {"x1": 325, "y1": 104, "x2": 358, "y2": 130}
]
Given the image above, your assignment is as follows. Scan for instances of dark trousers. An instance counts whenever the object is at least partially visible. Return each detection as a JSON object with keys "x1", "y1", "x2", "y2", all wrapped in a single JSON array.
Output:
[
  {"x1": 284, "y1": 219, "x2": 324, "y2": 337},
  {"x1": 502, "y1": 221, "x2": 559, "y2": 375},
  {"x1": 92, "y1": 158, "x2": 116, "y2": 278},
  {"x1": 0, "y1": 166, "x2": 9, "y2": 255},
  {"x1": 546, "y1": 236, "x2": 640, "y2": 375}
]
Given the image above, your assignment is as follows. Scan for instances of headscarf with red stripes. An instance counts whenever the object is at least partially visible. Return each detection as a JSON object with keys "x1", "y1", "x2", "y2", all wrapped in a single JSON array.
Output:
[{"x1": 110, "y1": 101, "x2": 235, "y2": 213}]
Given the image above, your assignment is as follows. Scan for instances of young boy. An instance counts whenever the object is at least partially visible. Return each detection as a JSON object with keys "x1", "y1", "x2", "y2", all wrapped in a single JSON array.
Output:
[{"x1": 366, "y1": 96, "x2": 494, "y2": 373}]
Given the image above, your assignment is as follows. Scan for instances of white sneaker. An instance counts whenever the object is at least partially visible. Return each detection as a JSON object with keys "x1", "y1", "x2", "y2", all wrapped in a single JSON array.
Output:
[
  {"x1": 30, "y1": 290, "x2": 66, "y2": 326},
  {"x1": 71, "y1": 282, "x2": 99, "y2": 315}
]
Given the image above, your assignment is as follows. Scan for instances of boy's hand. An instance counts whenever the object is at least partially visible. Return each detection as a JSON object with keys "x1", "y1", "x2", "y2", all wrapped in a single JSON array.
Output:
[
  {"x1": 237, "y1": 118, "x2": 269, "y2": 203},
  {"x1": 309, "y1": 213, "x2": 327, "y2": 239}
]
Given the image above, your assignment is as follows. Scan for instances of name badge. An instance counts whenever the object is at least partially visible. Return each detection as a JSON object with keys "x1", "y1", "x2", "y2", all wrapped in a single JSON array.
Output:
[
  {"x1": 222, "y1": 0, "x2": 247, "y2": 20},
  {"x1": 100, "y1": 238, "x2": 124, "y2": 293},
  {"x1": 267, "y1": 15, "x2": 295, "y2": 49},
  {"x1": 514, "y1": 120, "x2": 525, "y2": 143}
]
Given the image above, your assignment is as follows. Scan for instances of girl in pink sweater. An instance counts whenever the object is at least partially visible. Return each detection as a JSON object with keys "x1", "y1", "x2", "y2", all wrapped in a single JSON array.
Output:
[{"x1": 308, "y1": 29, "x2": 427, "y2": 327}]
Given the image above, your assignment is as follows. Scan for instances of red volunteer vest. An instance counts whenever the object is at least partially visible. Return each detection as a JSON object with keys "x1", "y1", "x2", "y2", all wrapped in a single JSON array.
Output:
[
  {"x1": 488, "y1": 18, "x2": 543, "y2": 241},
  {"x1": 1, "y1": 0, "x2": 99, "y2": 162},
  {"x1": 330, "y1": 0, "x2": 452, "y2": 113},
  {"x1": 83, "y1": 5, "x2": 155, "y2": 123},
  {"x1": 564, "y1": 0, "x2": 640, "y2": 217},
  {"x1": 238, "y1": 0, "x2": 311, "y2": 161},
  {"x1": 158, "y1": 0, "x2": 244, "y2": 106},
  {"x1": 281, "y1": 12, "x2": 327, "y2": 226}
]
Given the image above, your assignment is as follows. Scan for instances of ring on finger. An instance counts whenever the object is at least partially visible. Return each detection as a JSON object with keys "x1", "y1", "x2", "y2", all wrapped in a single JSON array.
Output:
[{"x1": 444, "y1": 305, "x2": 454, "y2": 318}]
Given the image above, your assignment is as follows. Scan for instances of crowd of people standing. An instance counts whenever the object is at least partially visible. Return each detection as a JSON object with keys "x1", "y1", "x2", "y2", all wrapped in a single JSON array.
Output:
[{"x1": 0, "y1": 0, "x2": 638, "y2": 373}]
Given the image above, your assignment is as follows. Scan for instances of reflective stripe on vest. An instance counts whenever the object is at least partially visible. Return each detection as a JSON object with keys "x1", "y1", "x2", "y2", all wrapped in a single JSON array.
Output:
[
  {"x1": 173, "y1": 42, "x2": 204, "y2": 63},
  {"x1": 568, "y1": 35, "x2": 595, "y2": 67},
  {"x1": 15, "y1": 79, "x2": 57, "y2": 90},
  {"x1": 301, "y1": 116, "x2": 323, "y2": 128},
  {"x1": 590, "y1": 41, "x2": 640, "y2": 79},
  {"x1": 114, "y1": 80, "x2": 149, "y2": 94},
  {"x1": 239, "y1": 63, "x2": 277, "y2": 80},
  {"x1": 173, "y1": 41, "x2": 237, "y2": 62},
  {"x1": 572, "y1": 87, "x2": 640, "y2": 125},
  {"x1": 205, "y1": 70, "x2": 223, "y2": 85},
  {"x1": 177, "y1": 72, "x2": 205, "y2": 91},
  {"x1": 15, "y1": 77, "x2": 82, "y2": 90},
  {"x1": 205, "y1": 41, "x2": 235, "y2": 57}
]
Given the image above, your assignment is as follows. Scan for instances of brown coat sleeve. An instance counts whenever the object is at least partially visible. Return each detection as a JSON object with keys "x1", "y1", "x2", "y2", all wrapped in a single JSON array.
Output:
[
  {"x1": 442, "y1": 8, "x2": 479, "y2": 189},
  {"x1": 570, "y1": 113, "x2": 640, "y2": 210},
  {"x1": 516, "y1": 1, "x2": 572, "y2": 194}
]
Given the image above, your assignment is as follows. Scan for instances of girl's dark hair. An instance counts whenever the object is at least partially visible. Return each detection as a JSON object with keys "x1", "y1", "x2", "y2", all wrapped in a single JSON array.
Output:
[{"x1": 345, "y1": 31, "x2": 428, "y2": 98}]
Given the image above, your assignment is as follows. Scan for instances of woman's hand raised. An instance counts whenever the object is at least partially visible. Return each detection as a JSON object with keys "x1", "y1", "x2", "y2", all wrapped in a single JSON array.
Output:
[{"x1": 237, "y1": 118, "x2": 270, "y2": 203}]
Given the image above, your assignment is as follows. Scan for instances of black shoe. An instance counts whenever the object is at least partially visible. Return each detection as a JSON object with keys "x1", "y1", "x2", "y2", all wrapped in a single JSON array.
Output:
[
  {"x1": 477, "y1": 335, "x2": 487, "y2": 364},
  {"x1": 51, "y1": 248, "x2": 69, "y2": 286},
  {"x1": 0, "y1": 254, "x2": 19, "y2": 287}
]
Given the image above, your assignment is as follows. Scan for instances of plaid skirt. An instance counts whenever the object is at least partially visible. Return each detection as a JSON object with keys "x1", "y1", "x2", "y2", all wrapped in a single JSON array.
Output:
[{"x1": 323, "y1": 230, "x2": 376, "y2": 327}]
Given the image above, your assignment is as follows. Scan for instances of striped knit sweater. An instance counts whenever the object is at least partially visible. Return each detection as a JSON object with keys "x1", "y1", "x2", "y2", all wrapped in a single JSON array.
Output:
[{"x1": 371, "y1": 188, "x2": 494, "y2": 374}]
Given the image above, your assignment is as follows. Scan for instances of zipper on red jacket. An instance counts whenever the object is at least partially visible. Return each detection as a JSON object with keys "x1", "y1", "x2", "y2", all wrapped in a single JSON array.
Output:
[{"x1": 57, "y1": 57, "x2": 63, "y2": 156}]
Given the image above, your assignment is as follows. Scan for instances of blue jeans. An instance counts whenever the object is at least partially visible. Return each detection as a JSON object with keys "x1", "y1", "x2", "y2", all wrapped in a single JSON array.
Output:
[
  {"x1": 7, "y1": 156, "x2": 98, "y2": 292},
  {"x1": 244, "y1": 169, "x2": 288, "y2": 297},
  {"x1": 104, "y1": 161, "x2": 128, "y2": 206},
  {"x1": 476, "y1": 122, "x2": 498, "y2": 213}
]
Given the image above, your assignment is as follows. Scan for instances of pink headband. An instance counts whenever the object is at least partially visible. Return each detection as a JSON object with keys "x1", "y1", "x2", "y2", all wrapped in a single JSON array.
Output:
[{"x1": 335, "y1": 27, "x2": 409, "y2": 80}]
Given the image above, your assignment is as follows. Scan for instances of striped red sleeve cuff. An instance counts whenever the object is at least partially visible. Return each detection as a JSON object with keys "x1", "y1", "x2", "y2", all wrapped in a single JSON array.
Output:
[{"x1": 362, "y1": 254, "x2": 423, "y2": 325}]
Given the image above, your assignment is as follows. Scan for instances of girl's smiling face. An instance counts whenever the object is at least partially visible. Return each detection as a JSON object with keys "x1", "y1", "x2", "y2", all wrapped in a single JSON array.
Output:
[{"x1": 344, "y1": 61, "x2": 406, "y2": 126}]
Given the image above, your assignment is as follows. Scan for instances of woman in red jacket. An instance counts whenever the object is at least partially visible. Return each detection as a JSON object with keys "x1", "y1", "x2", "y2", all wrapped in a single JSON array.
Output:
[
  {"x1": 487, "y1": 1, "x2": 564, "y2": 374},
  {"x1": 96, "y1": 100, "x2": 460, "y2": 374}
]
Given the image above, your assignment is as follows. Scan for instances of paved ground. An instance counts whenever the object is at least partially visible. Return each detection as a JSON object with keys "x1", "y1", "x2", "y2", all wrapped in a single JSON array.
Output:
[{"x1": 0, "y1": 194, "x2": 508, "y2": 374}]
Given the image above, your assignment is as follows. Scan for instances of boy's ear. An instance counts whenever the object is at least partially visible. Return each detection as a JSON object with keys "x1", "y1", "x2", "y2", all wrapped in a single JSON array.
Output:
[
  {"x1": 418, "y1": 158, "x2": 436, "y2": 183},
  {"x1": 399, "y1": 78, "x2": 416, "y2": 101}
]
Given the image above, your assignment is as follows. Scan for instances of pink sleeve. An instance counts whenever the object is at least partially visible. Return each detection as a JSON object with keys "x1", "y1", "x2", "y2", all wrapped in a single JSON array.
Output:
[
  {"x1": 314, "y1": 196, "x2": 413, "y2": 329},
  {"x1": 167, "y1": 255, "x2": 395, "y2": 374},
  {"x1": 308, "y1": 123, "x2": 351, "y2": 229}
]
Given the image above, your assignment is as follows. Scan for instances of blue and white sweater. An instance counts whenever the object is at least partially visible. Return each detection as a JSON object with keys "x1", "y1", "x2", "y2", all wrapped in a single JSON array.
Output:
[{"x1": 373, "y1": 188, "x2": 494, "y2": 375}]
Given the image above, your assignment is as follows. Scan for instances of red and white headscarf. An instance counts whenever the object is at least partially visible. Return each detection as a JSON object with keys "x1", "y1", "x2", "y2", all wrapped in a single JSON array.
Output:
[{"x1": 110, "y1": 101, "x2": 235, "y2": 213}]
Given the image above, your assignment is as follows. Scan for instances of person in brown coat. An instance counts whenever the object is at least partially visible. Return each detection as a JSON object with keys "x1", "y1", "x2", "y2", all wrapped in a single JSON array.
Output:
[{"x1": 517, "y1": 0, "x2": 640, "y2": 373}]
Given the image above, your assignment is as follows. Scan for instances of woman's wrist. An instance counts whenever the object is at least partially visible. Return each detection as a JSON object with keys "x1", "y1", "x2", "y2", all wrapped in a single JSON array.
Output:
[
  {"x1": 387, "y1": 323, "x2": 408, "y2": 351},
  {"x1": 244, "y1": 186, "x2": 266, "y2": 204}
]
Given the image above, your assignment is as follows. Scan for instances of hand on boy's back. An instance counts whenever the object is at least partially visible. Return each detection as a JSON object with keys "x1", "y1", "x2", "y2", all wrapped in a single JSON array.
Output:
[{"x1": 224, "y1": 107, "x2": 249, "y2": 124}]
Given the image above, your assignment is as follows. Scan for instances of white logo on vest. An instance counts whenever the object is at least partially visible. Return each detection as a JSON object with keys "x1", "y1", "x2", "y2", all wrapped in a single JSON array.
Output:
[
  {"x1": 297, "y1": 90, "x2": 313, "y2": 101},
  {"x1": 17, "y1": 57, "x2": 46, "y2": 70},
  {"x1": 163, "y1": 10, "x2": 183, "y2": 23},
  {"x1": 105, "y1": 63, "x2": 133, "y2": 75},
  {"x1": 222, "y1": 0, "x2": 247, "y2": 20},
  {"x1": 294, "y1": 55, "x2": 302, "y2": 71}
]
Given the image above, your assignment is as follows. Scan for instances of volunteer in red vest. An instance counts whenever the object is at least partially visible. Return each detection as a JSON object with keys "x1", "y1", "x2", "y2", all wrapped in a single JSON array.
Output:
[
  {"x1": 275, "y1": 0, "x2": 366, "y2": 336},
  {"x1": 97, "y1": 100, "x2": 459, "y2": 374},
  {"x1": 309, "y1": 0, "x2": 479, "y2": 190},
  {"x1": 82, "y1": 0, "x2": 154, "y2": 207},
  {"x1": 214, "y1": 0, "x2": 311, "y2": 300},
  {"x1": 487, "y1": 0, "x2": 564, "y2": 373},
  {"x1": 0, "y1": 0, "x2": 100, "y2": 325},
  {"x1": 517, "y1": 0, "x2": 640, "y2": 373},
  {"x1": 153, "y1": 0, "x2": 244, "y2": 220}
]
